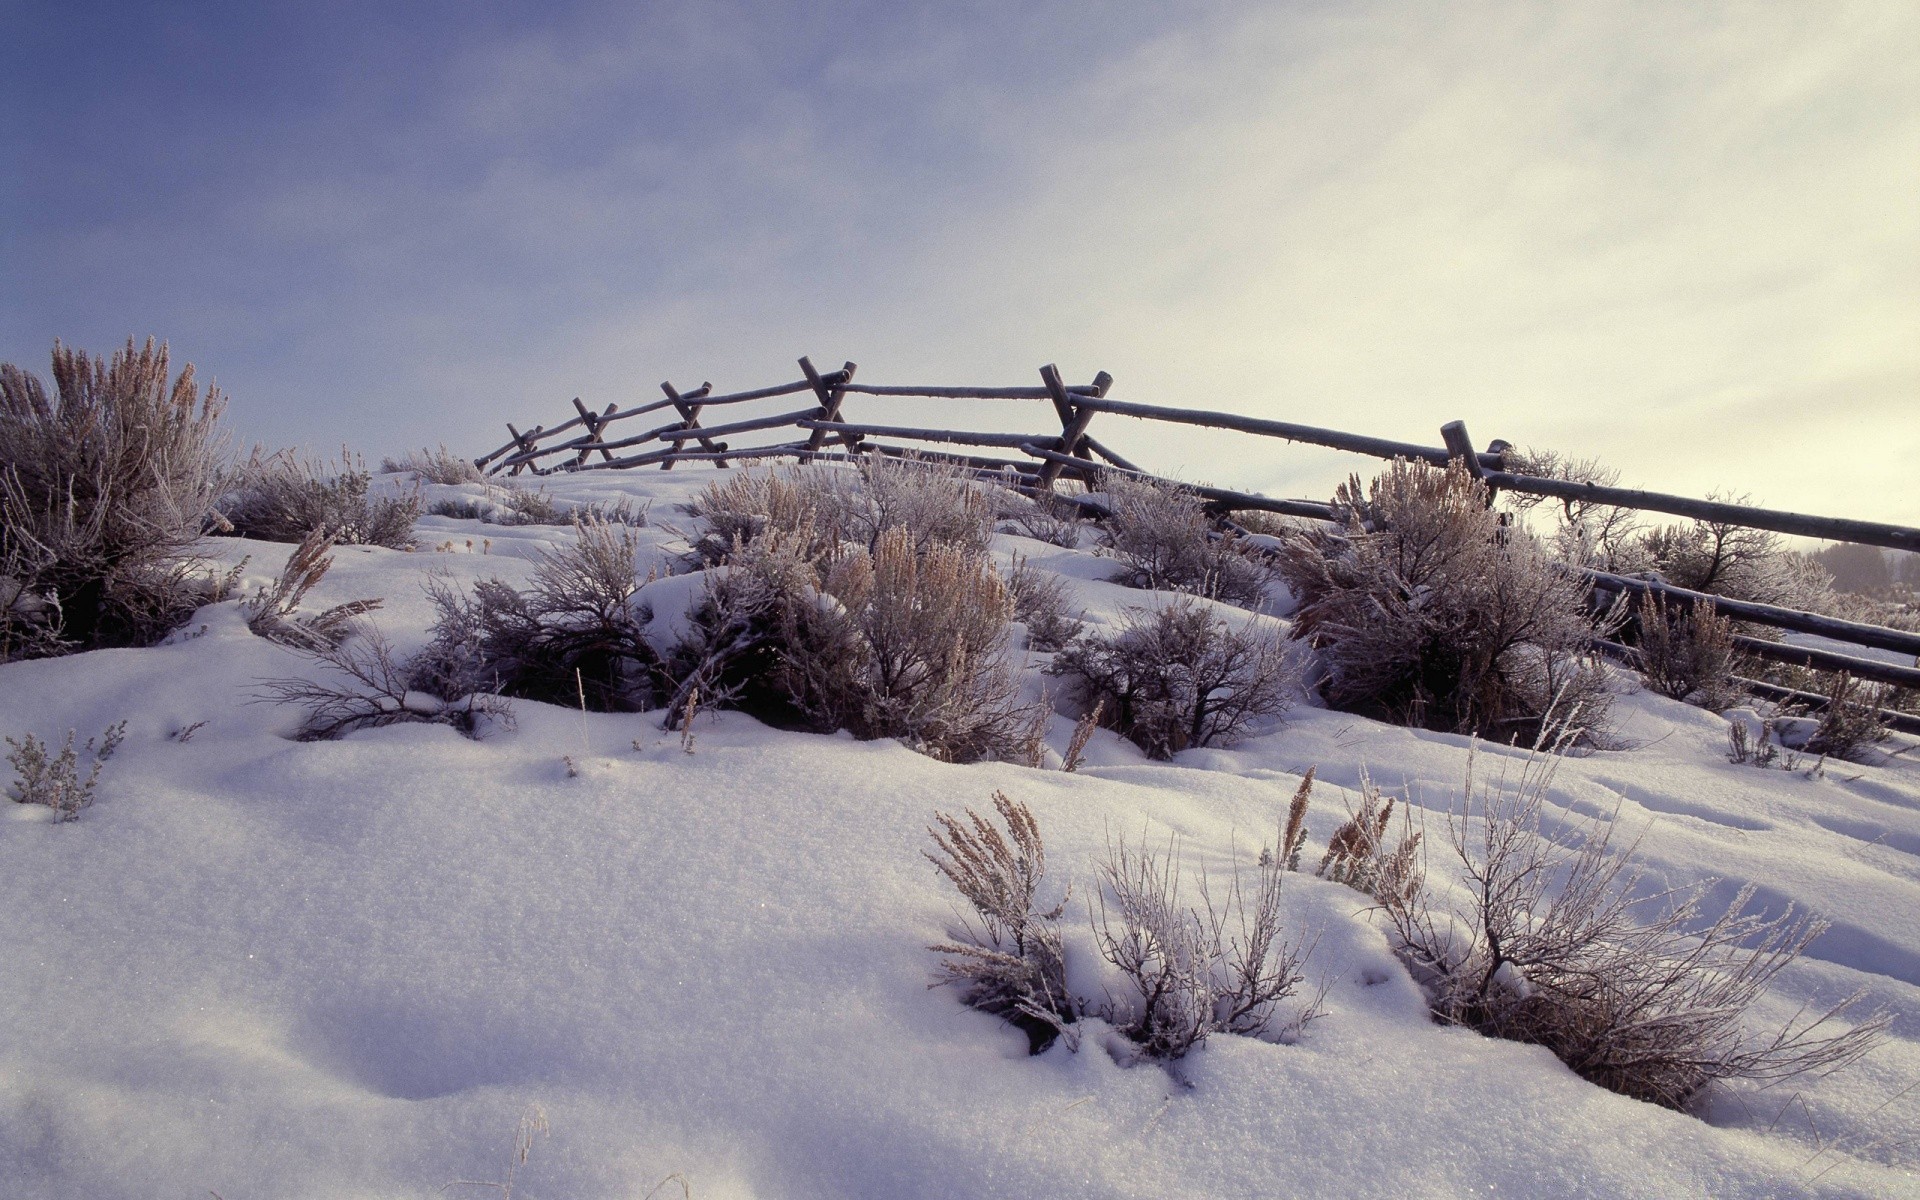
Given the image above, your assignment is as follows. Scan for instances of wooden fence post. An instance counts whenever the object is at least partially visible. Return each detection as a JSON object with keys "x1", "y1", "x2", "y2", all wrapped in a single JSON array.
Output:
[
  {"x1": 1035, "y1": 365, "x2": 1112, "y2": 488},
  {"x1": 570, "y1": 399, "x2": 620, "y2": 467},
  {"x1": 660, "y1": 381, "x2": 725, "y2": 469},
  {"x1": 799, "y1": 357, "x2": 859, "y2": 460},
  {"x1": 504, "y1": 423, "x2": 541, "y2": 476}
]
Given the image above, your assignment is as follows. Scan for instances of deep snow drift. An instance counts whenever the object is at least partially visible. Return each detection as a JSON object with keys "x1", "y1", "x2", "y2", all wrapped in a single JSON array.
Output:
[{"x1": 3, "y1": 465, "x2": 1917, "y2": 1199}]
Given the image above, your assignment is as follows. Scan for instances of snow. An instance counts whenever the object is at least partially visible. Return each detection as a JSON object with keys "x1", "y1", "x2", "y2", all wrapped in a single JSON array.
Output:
[{"x1": 3, "y1": 464, "x2": 1917, "y2": 1198}]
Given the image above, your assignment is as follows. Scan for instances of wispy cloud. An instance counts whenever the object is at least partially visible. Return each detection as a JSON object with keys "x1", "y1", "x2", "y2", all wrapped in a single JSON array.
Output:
[{"x1": 5, "y1": 1, "x2": 1914, "y2": 522}]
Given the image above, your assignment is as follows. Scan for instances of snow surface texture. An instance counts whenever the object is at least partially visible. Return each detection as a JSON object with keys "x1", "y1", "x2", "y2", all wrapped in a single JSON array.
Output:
[{"x1": 3, "y1": 465, "x2": 1917, "y2": 1199}]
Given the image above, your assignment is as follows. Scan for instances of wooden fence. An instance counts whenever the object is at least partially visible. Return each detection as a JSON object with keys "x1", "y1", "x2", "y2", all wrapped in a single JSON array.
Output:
[{"x1": 478, "y1": 355, "x2": 1920, "y2": 730}]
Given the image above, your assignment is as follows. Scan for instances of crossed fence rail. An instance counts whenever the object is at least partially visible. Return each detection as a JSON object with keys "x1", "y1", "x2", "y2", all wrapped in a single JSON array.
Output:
[{"x1": 479, "y1": 355, "x2": 1920, "y2": 731}]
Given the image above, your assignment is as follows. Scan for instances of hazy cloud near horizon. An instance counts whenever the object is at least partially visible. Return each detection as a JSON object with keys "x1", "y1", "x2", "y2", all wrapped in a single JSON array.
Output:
[{"x1": 5, "y1": 1, "x2": 1915, "y2": 522}]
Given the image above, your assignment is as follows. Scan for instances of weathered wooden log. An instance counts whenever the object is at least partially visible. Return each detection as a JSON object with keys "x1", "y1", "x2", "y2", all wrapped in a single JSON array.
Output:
[
  {"x1": 682, "y1": 406, "x2": 826, "y2": 442},
  {"x1": 1729, "y1": 636, "x2": 1920, "y2": 690},
  {"x1": 598, "y1": 384, "x2": 713, "y2": 427},
  {"x1": 839, "y1": 383, "x2": 1105, "y2": 399},
  {"x1": 661, "y1": 380, "x2": 728, "y2": 471},
  {"x1": 570, "y1": 398, "x2": 619, "y2": 466},
  {"x1": 802, "y1": 420, "x2": 1057, "y2": 450},
  {"x1": 799, "y1": 357, "x2": 858, "y2": 458},
  {"x1": 1440, "y1": 420, "x2": 1487, "y2": 480},
  {"x1": 1485, "y1": 471, "x2": 1920, "y2": 554},
  {"x1": 1017, "y1": 444, "x2": 1341, "y2": 521},
  {"x1": 1068, "y1": 396, "x2": 1507, "y2": 471},
  {"x1": 1730, "y1": 676, "x2": 1920, "y2": 736},
  {"x1": 1579, "y1": 568, "x2": 1920, "y2": 658},
  {"x1": 1082, "y1": 435, "x2": 1143, "y2": 473},
  {"x1": 1036, "y1": 364, "x2": 1106, "y2": 488},
  {"x1": 1593, "y1": 639, "x2": 1920, "y2": 734}
]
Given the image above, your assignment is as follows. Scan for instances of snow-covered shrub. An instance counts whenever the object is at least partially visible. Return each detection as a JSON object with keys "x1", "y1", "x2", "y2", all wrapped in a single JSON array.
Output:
[
  {"x1": 688, "y1": 456, "x2": 992, "y2": 567},
  {"x1": 427, "y1": 485, "x2": 649, "y2": 529},
  {"x1": 381, "y1": 445, "x2": 485, "y2": 484},
  {"x1": 926, "y1": 791, "x2": 1076, "y2": 1053},
  {"x1": 789, "y1": 528, "x2": 1045, "y2": 762},
  {"x1": 1276, "y1": 460, "x2": 1611, "y2": 745},
  {"x1": 669, "y1": 528, "x2": 1044, "y2": 763},
  {"x1": 845, "y1": 453, "x2": 995, "y2": 555},
  {"x1": 1097, "y1": 472, "x2": 1268, "y2": 609},
  {"x1": 262, "y1": 630, "x2": 514, "y2": 740},
  {"x1": 5, "y1": 721, "x2": 124, "y2": 822},
  {"x1": 1094, "y1": 829, "x2": 1311, "y2": 1061},
  {"x1": 999, "y1": 490, "x2": 1084, "y2": 548},
  {"x1": 1, "y1": 338, "x2": 231, "y2": 658},
  {"x1": 1312, "y1": 773, "x2": 1424, "y2": 908},
  {"x1": 1632, "y1": 594, "x2": 1739, "y2": 707},
  {"x1": 685, "y1": 468, "x2": 844, "y2": 566},
  {"x1": 413, "y1": 519, "x2": 663, "y2": 712},
  {"x1": 223, "y1": 450, "x2": 419, "y2": 548},
  {"x1": 241, "y1": 529, "x2": 383, "y2": 650},
  {"x1": 1053, "y1": 597, "x2": 1294, "y2": 759},
  {"x1": 1632, "y1": 497, "x2": 1830, "y2": 609},
  {"x1": 1804, "y1": 674, "x2": 1892, "y2": 762},
  {"x1": 1005, "y1": 554, "x2": 1083, "y2": 652},
  {"x1": 1382, "y1": 750, "x2": 1889, "y2": 1111}
]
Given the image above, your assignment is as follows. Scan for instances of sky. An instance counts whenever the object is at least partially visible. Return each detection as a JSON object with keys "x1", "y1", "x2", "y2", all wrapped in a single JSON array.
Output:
[{"x1": 4, "y1": 0, "x2": 1917, "y2": 523}]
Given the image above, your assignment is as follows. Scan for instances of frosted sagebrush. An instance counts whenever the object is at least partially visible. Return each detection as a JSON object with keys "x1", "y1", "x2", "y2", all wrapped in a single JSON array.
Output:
[
  {"x1": 413, "y1": 518, "x2": 664, "y2": 712},
  {"x1": 1, "y1": 338, "x2": 231, "y2": 658},
  {"x1": 1382, "y1": 749, "x2": 1889, "y2": 1111},
  {"x1": 1096, "y1": 471, "x2": 1268, "y2": 609},
  {"x1": 6, "y1": 721, "x2": 125, "y2": 822},
  {"x1": 1632, "y1": 593, "x2": 1739, "y2": 707},
  {"x1": 223, "y1": 450, "x2": 420, "y2": 548},
  {"x1": 1094, "y1": 829, "x2": 1312, "y2": 1061},
  {"x1": 1054, "y1": 597, "x2": 1294, "y2": 759},
  {"x1": 241, "y1": 529, "x2": 383, "y2": 650},
  {"x1": 381, "y1": 445, "x2": 485, "y2": 485},
  {"x1": 1005, "y1": 554, "x2": 1083, "y2": 652},
  {"x1": 926, "y1": 792, "x2": 1076, "y2": 1053},
  {"x1": 1276, "y1": 460, "x2": 1612, "y2": 745}
]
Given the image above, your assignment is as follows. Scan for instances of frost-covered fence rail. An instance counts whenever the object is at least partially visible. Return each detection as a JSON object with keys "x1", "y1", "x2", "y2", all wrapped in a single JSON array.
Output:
[{"x1": 480, "y1": 353, "x2": 1920, "y2": 705}]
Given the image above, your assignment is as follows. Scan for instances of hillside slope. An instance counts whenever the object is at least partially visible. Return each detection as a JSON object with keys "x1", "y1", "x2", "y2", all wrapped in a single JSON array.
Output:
[{"x1": 3, "y1": 466, "x2": 1916, "y2": 1198}]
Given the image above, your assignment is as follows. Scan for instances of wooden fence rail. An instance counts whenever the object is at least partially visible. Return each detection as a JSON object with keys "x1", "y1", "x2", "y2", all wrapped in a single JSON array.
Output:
[{"x1": 477, "y1": 354, "x2": 1920, "y2": 716}]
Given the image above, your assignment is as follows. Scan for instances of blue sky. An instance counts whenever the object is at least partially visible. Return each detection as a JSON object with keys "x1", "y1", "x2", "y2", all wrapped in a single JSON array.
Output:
[{"x1": 5, "y1": 1, "x2": 1916, "y2": 522}]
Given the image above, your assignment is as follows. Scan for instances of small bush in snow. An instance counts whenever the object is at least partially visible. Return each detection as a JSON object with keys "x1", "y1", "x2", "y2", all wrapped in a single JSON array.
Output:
[
  {"x1": 1093, "y1": 828, "x2": 1312, "y2": 1061},
  {"x1": 844, "y1": 453, "x2": 994, "y2": 556},
  {"x1": 6, "y1": 721, "x2": 125, "y2": 821},
  {"x1": 669, "y1": 528, "x2": 1044, "y2": 763},
  {"x1": 686, "y1": 468, "x2": 844, "y2": 566},
  {"x1": 1311, "y1": 773, "x2": 1425, "y2": 908},
  {"x1": 1501, "y1": 448, "x2": 1645, "y2": 573},
  {"x1": 1381, "y1": 749, "x2": 1889, "y2": 1111},
  {"x1": 1630, "y1": 495, "x2": 1834, "y2": 611},
  {"x1": 2, "y1": 339, "x2": 231, "y2": 658},
  {"x1": 1803, "y1": 673, "x2": 1892, "y2": 762},
  {"x1": 688, "y1": 456, "x2": 993, "y2": 567},
  {"x1": 1631, "y1": 593, "x2": 1739, "y2": 707},
  {"x1": 223, "y1": 450, "x2": 420, "y2": 548},
  {"x1": 1097, "y1": 472, "x2": 1268, "y2": 609},
  {"x1": 784, "y1": 528, "x2": 1043, "y2": 762},
  {"x1": 1005, "y1": 554, "x2": 1083, "y2": 652},
  {"x1": 927, "y1": 791, "x2": 1076, "y2": 1053},
  {"x1": 381, "y1": 445, "x2": 485, "y2": 485},
  {"x1": 262, "y1": 631, "x2": 514, "y2": 740},
  {"x1": 241, "y1": 529, "x2": 383, "y2": 650},
  {"x1": 1054, "y1": 597, "x2": 1294, "y2": 759},
  {"x1": 1276, "y1": 460, "x2": 1612, "y2": 745},
  {"x1": 999, "y1": 490, "x2": 1084, "y2": 548},
  {"x1": 414, "y1": 519, "x2": 664, "y2": 712}
]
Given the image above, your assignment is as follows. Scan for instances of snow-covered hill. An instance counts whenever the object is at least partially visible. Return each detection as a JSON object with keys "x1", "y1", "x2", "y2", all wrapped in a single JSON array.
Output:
[{"x1": 3, "y1": 465, "x2": 1916, "y2": 1199}]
